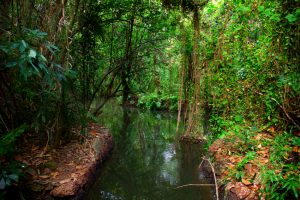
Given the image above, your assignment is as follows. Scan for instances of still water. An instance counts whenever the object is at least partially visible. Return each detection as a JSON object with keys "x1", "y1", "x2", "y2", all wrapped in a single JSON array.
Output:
[{"x1": 85, "y1": 102, "x2": 214, "y2": 200}]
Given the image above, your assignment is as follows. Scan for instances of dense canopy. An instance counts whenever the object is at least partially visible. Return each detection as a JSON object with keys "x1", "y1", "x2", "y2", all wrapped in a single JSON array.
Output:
[{"x1": 0, "y1": 0, "x2": 299, "y2": 199}]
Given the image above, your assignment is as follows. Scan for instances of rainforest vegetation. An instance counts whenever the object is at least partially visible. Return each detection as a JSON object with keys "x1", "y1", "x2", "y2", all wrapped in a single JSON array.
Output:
[{"x1": 0, "y1": 0, "x2": 299, "y2": 199}]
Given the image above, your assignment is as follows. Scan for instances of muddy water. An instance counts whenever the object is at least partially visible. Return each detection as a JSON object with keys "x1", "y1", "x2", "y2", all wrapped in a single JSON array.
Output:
[{"x1": 85, "y1": 102, "x2": 214, "y2": 200}]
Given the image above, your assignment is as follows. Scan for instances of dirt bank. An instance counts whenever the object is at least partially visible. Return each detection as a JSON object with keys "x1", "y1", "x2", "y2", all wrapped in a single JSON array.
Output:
[
  {"x1": 15, "y1": 123, "x2": 113, "y2": 200},
  {"x1": 208, "y1": 134, "x2": 269, "y2": 200}
]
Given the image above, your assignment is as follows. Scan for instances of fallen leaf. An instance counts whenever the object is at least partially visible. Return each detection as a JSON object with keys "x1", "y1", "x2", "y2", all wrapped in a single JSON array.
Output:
[
  {"x1": 222, "y1": 170, "x2": 229, "y2": 176},
  {"x1": 50, "y1": 172, "x2": 59, "y2": 178},
  {"x1": 59, "y1": 178, "x2": 71, "y2": 184},
  {"x1": 245, "y1": 164, "x2": 258, "y2": 177},
  {"x1": 260, "y1": 158, "x2": 269, "y2": 164},
  {"x1": 67, "y1": 162, "x2": 74, "y2": 166},
  {"x1": 39, "y1": 175, "x2": 50, "y2": 179},
  {"x1": 274, "y1": 169, "x2": 281, "y2": 174},
  {"x1": 90, "y1": 130, "x2": 97, "y2": 136},
  {"x1": 75, "y1": 165, "x2": 83, "y2": 170},
  {"x1": 292, "y1": 146, "x2": 299, "y2": 153},
  {"x1": 32, "y1": 146, "x2": 39, "y2": 151},
  {"x1": 242, "y1": 178, "x2": 252, "y2": 186}
]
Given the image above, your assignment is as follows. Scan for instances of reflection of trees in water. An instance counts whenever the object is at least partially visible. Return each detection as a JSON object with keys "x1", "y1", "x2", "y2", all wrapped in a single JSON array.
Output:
[
  {"x1": 87, "y1": 103, "x2": 212, "y2": 200},
  {"x1": 176, "y1": 143, "x2": 212, "y2": 200},
  {"x1": 106, "y1": 107, "x2": 174, "y2": 199}
]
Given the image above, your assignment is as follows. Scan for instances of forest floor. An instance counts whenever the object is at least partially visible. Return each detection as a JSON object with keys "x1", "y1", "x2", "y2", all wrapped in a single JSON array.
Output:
[
  {"x1": 13, "y1": 123, "x2": 113, "y2": 200},
  {"x1": 208, "y1": 129, "x2": 300, "y2": 200}
]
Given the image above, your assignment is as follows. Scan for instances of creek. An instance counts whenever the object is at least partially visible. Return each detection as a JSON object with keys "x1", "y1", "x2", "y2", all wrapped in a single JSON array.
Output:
[{"x1": 85, "y1": 102, "x2": 214, "y2": 200}]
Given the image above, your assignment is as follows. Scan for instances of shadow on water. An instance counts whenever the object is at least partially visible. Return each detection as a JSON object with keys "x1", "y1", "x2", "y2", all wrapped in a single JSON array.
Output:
[{"x1": 85, "y1": 101, "x2": 214, "y2": 200}]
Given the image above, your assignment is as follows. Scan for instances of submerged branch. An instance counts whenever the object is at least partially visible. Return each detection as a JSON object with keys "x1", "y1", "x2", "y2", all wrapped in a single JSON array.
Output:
[
  {"x1": 175, "y1": 183, "x2": 215, "y2": 189},
  {"x1": 201, "y1": 157, "x2": 219, "y2": 200}
]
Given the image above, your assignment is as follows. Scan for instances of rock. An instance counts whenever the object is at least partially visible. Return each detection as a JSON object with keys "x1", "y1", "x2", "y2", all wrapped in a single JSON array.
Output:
[
  {"x1": 227, "y1": 182, "x2": 251, "y2": 200},
  {"x1": 30, "y1": 183, "x2": 45, "y2": 192},
  {"x1": 245, "y1": 191, "x2": 258, "y2": 200},
  {"x1": 50, "y1": 181, "x2": 79, "y2": 197}
]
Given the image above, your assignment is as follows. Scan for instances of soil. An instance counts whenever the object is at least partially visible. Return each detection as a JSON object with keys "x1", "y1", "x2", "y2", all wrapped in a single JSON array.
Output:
[{"x1": 13, "y1": 123, "x2": 113, "y2": 200}]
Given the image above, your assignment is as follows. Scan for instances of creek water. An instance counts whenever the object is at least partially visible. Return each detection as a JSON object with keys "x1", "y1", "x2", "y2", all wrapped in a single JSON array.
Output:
[{"x1": 85, "y1": 102, "x2": 214, "y2": 200}]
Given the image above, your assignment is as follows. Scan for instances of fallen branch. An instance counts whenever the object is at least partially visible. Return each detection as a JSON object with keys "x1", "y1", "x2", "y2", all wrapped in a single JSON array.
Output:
[
  {"x1": 201, "y1": 157, "x2": 219, "y2": 200},
  {"x1": 175, "y1": 183, "x2": 215, "y2": 189},
  {"x1": 174, "y1": 157, "x2": 219, "y2": 200}
]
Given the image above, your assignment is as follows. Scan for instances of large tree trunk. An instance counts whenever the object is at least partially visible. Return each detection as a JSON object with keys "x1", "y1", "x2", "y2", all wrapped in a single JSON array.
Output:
[
  {"x1": 186, "y1": 6, "x2": 200, "y2": 134},
  {"x1": 122, "y1": 12, "x2": 135, "y2": 105}
]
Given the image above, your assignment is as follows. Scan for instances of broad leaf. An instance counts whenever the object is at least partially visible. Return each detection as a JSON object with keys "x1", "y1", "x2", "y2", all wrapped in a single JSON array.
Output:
[
  {"x1": 28, "y1": 49, "x2": 37, "y2": 58},
  {"x1": 285, "y1": 14, "x2": 297, "y2": 23},
  {"x1": 6, "y1": 61, "x2": 17, "y2": 68}
]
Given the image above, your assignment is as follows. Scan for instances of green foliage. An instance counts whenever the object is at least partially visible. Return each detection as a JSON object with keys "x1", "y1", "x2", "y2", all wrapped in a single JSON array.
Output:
[
  {"x1": 260, "y1": 132, "x2": 300, "y2": 200},
  {"x1": 202, "y1": 0, "x2": 299, "y2": 139},
  {"x1": 1, "y1": 29, "x2": 61, "y2": 81},
  {"x1": 0, "y1": 27, "x2": 83, "y2": 149},
  {"x1": 236, "y1": 151, "x2": 256, "y2": 170},
  {"x1": 269, "y1": 133, "x2": 292, "y2": 164},
  {"x1": 262, "y1": 166, "x2": 299, "y2": 200},
  {"x1": 0, "y1": 160, "x2": 25, "y2": 190},
  {"x1": 0, "y1": 125, "x2": 27, "y2": 156},
  {"x1": 202, "y1": 1, "x2": 299, "y2": 198},
  {"x1": 137, "y1": 93, "x2": 178, "y2": 111},
  {"x1": 0, "y1": 0, "x2": 299, "y2": 197}
]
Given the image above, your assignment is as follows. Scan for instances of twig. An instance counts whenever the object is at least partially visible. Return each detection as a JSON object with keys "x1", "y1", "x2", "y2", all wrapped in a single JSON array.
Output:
[
  {"x1": 198, "y1": 159, "x2": 204, "y2": 169},
  {"x1": 202, "y1": 157, "x2": 219, "y2": 200},
  {"x1": 0, "y1": 114, "x2": 9, "y2": 132},
  {"x1": 40, "y1": 129, "x2": 50, "y2": 156},
  {"x1": 175, "y1": 183, "x2": 215, "y2": 189},
  {"x1": 174, "y1": 157, "x2": 219, "y2": 200}
]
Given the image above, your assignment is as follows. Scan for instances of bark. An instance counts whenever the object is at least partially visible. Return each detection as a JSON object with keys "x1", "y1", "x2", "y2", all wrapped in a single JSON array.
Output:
[
  {"x1": 186, "y1": 5, "x2": 201, "y2": 134},
  {"x1": 121, "y1": 10, "x2": 135, "y2": 105}
]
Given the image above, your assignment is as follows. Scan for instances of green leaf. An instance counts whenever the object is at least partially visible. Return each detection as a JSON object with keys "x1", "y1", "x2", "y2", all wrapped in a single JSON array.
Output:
[
  {"x1": 270, "y1": 14, "x2": 281, "y2": 22},
  {"x1": 258, "y1": 6, "x2": 264, "y2": 12},
  {"x1": 28, "y1": 49, "x2": 37, "y2": 58},
  {"x1": 234, "y1": 115, "x2": 243, "y2": 122},
  {"x1": 156, "y1": 101, "x2": 161, "y2": 108},
  {"x1": 285, "y1": 14, "x2": 297, "y2": 23},
  {"x1": 19, "y1": 40, "x2": 28, "y2": 52},
  {"x1": 0, "y1": 45, "x2": 9, "y2": 53},
  {"x1": 292, "y1": 137, "x2": 300, "y2": 146},
  {"x1": 0, "y1": 125, "x2": 27, "y2": 155},
  {"x1": 29, "y1": 61, "x2": 40, "y2": 74},
  {"x1": 6, "y1": 61, "x2": 17, "y2": 68},
  {"x1": 11, "y1": 42, "x2": 19, "y2": 49},
  {"x1": 8, "y1": 174, "x2": 18, "y2": 182},
  {"x1": 0, "y1": 178, "x2": 5, "y2": 189},
  {"x1": 45, "y1": 43, "x2": 59, "y2": 54},
  {"x1": 39, "y1": 54, "x2": 47, "y2": 62},
  {"x1": 66, "y1": 69, "x2": 77, "y2": 79},
  {"x1": 292, "y1": 186, "x2": 298, "y2": 199}
]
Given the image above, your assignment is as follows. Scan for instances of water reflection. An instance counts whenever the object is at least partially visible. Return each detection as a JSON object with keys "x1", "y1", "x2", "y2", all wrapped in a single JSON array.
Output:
[{"x1": 86, "y1": 102, "x2": 213, "y2": 200}]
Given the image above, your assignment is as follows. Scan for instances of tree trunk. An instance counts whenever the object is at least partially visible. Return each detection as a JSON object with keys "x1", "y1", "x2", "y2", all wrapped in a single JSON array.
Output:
[
  {"x1": 186, "y1": 6, "x2": 200, "y2": 134},
  {"x1": 122, "y1": 11, "x2": 135, "y2": 105}
]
